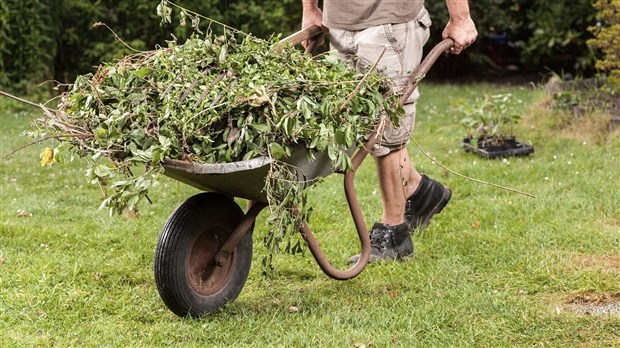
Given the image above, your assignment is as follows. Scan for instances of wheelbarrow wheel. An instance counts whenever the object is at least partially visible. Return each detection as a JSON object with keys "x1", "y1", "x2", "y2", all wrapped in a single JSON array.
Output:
[{"x1": 154, "y1": 192, "x2": 253, "y2": 318}]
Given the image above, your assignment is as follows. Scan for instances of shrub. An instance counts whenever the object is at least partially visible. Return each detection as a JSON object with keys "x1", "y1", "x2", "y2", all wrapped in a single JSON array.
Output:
[{"x1": 588, "y1": 0, "x2": 620, "y2": 91}]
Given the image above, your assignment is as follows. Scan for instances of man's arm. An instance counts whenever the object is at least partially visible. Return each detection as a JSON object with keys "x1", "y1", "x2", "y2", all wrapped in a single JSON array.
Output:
[
  {"x1": 302, "y1": 0, "x2": 323, "y2": 30},
  {"x1": 443, "y1": 0, "x2": 478, "y2": 54},
  {"x1": 301, "y1": 0, "x2": 326, "y2": 48}
]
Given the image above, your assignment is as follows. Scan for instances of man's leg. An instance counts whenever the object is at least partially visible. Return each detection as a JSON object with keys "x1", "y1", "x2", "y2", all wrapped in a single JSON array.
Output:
[
  {"x1": 344, "y1": 9, "x2": 451, "y2": 263},
  {"x1": 375, "y1": 147, "x2": 422, "y2": 225},
  {"x1": 347, "y1": 146, "x2": 418, "y2": 264}
]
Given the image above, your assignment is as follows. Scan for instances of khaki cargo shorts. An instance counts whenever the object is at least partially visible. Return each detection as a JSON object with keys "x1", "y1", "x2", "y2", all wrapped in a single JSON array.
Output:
[{"x1": 328, "y1": 7, "x2": 432, "y2": 156}]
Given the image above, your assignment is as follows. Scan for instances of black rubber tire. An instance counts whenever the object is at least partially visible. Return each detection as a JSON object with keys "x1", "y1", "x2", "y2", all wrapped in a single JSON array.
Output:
[{"x1": 154, "y1": 192, "x2": 253, "y2": 318}]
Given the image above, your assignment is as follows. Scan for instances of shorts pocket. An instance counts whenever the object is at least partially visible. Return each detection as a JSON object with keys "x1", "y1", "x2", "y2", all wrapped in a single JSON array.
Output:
[{"x1": 416, "y1": 7, "x2": 432, "y2": 29}]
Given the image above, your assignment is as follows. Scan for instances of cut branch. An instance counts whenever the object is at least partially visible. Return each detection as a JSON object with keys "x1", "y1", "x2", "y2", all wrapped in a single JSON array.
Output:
[
  {"x1": 3, "y1": 134, "x2": 90, "y2": 159},
  {"x1": 411, "y1": 137, "x2": 536, "y2": 198},
  {"x1": 0, "y1": 90, "x2": 54, "y2": 112}
]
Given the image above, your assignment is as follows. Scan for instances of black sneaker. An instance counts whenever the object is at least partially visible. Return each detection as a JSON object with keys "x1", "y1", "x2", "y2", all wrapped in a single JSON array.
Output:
[
  {"x1": 348, "y1": 222, "x2": 413, "y2": 264},
  {"x1": 405, "y1": 174, "x2": 452, "y2": 233}
]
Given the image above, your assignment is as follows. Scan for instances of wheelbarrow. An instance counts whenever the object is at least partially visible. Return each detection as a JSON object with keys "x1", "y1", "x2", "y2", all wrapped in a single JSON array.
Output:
[{"x1": 154, "y1": 26, "x2": 454, "y2": 318}]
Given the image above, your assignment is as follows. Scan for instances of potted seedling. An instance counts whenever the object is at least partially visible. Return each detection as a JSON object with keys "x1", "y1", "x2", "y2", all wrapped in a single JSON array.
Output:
[{"x1": 457, "y1": 93, "x2": 534, "y2": 158}]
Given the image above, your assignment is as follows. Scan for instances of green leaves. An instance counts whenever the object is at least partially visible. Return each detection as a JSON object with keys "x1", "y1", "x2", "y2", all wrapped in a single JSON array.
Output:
[
  {"x1": 133, "y1": 67, "x2": 154, "y2": 79},
  {"x1": 268, "y1": 143, "x2": 286, "y2": 159}
]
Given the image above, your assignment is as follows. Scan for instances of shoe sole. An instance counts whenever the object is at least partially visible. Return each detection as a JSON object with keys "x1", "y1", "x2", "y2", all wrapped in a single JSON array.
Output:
[
  {"x1": 348, "y1": 253, "x2": 407, "y2": 265},
  {"x1": 418, "y1": 186, "x2": 452, "y2": 230}
]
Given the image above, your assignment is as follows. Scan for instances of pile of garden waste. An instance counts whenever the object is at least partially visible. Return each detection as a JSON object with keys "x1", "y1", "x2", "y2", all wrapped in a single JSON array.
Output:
[{"x1": 33, "y1": 7, "x2": 401, "y2": 257}]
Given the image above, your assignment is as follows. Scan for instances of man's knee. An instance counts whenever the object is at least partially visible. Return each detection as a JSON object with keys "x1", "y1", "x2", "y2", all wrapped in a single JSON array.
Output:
[{"x1": 370, "y1": 103, "x2": 416, "y2": 157}]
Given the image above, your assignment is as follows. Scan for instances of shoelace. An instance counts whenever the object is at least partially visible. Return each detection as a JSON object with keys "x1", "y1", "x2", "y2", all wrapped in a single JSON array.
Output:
[{"x1": 369, "y1": 228, "x2": 389, "y2": 252}]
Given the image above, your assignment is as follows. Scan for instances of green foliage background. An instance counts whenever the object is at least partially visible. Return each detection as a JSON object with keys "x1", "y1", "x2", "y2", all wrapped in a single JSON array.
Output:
[
  {"x1": 424, "y1": 0, "x2": 598, "y2": 74},
  {"x1": 0, "y1": 0, "x2": 303, "y2": 93},
  {"x1": 0, "y1": 0, "x2": 608, "y2": 93},
  {"x1": 0, "y1": 0, "x2": 59, "y2": 92}
]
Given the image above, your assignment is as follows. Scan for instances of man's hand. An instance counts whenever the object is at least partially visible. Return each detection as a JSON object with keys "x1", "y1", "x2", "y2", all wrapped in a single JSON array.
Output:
[
  {"x1": 443, "y1": 0, "x2": 478, "y2": 55},
  {"x1": 301, "y1": 0, "x2": 327, "y2": 49}
]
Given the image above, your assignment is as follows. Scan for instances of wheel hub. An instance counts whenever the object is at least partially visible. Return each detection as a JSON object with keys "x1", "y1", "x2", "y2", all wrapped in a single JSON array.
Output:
[{"x1": 187, "y1": 227, "x2": 235, "y2": 296}]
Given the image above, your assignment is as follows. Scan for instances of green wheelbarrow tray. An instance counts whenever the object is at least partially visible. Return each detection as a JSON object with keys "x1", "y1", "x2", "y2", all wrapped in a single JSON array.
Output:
[{"x1": 153, "y1": 26, "x2": 454, "y2": 318}]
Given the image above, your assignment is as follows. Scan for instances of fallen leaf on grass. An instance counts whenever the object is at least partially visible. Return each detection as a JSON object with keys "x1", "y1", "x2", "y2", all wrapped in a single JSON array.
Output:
[
  {"x1": 288, "y1": 306, "x2": 299, "y2": 313},
  {"x1": 389, "y1": 290, "x2": 398, "y2": 298},
  {"x1": 123, "y1": 209, "x2": 141, "y2": 219},
  {"x1": 472, "y1": 221, "x2": 481, "y2": 229},
  {"x1": 16, "y1": 211, "x2": 31, "y2": 218}
]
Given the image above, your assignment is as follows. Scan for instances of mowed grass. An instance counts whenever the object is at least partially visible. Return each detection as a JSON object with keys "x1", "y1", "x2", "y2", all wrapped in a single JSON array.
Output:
[{"x1": 1, "y1": 83, "x2": 619, "y2": 347}]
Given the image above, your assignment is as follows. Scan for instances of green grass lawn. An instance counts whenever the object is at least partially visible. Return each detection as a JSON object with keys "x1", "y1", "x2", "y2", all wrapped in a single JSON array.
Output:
[{"x1": 1, "y1": 83, "x2": 619, "y2": 347}]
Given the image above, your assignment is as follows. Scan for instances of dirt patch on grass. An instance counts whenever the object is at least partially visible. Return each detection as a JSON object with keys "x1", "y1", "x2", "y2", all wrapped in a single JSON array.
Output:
[
  {"x1": 549, "y1": 253, "x2": 620, "y2": 316},
  {"x1": 567, "y1": 253, "x2": 620, "y2": 274},
  {"x1": 525, "y1": 98, "x2": 620, "y2": 145},
  {"x1": 561, "y1": 292, "x2": 620, "y2": 317}
]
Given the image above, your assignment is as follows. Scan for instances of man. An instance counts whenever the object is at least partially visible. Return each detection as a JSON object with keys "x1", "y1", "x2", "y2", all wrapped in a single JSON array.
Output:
[{"x1": 301, "y1": 0, "x2": 478, "y2": 263}]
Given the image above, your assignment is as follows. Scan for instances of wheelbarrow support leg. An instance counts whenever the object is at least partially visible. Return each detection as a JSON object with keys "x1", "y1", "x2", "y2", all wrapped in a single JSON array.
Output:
[
  {"x1": 296, "y1": 133, "x2": 378, "y2": 280},
  {"x1": 215, "y1": 202, "x2": 267, "y2": 266}
]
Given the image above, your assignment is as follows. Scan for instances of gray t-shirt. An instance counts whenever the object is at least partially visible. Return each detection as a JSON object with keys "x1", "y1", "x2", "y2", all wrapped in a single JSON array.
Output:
[{"x1": 324, "y1": 0, "x2": 425, "y2": 30}]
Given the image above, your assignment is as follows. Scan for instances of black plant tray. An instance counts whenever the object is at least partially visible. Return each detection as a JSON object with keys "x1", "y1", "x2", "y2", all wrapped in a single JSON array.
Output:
[{"x1": 462, "y1": 137, "x2": 534, "y2": 159}]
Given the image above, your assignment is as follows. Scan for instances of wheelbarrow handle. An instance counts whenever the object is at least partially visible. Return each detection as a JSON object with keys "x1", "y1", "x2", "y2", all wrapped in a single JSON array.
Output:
[
  {"x1": 273, "y1": 25, "x2": 324, "y2": 52},
  {"x1": 400, "y1": 38, "x2": 454, "y2": 105}
]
